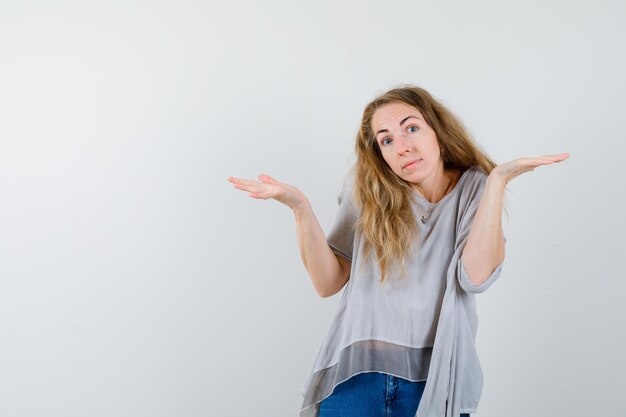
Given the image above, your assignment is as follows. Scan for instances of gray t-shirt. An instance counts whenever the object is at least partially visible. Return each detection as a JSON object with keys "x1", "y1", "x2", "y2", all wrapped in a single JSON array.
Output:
[{"x1": 300, "y1": 165, "x2": 505, "y2": 417}]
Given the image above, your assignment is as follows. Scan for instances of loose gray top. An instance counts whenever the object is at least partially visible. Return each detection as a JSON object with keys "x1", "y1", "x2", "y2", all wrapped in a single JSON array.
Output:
[{"x1": 300, "y1": 165, "x2": 505, "y2": 417}]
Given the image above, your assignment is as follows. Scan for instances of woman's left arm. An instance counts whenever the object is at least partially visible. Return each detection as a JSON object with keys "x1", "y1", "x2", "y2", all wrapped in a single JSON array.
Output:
[{"x1": 461, "y1": 152, "x2": 570, "y2": 286}]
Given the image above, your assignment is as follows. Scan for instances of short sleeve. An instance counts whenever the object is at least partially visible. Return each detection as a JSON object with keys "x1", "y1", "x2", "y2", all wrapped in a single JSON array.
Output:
[
  {"x1": 455, "y1": 169, "x2": 506, "y2": 294},
  {"x1": 458, "y1": 257, "x2": 503, "y2": 293},
  {"x1": 326, "y1": 174, "x2": 359, "y2": 261}
]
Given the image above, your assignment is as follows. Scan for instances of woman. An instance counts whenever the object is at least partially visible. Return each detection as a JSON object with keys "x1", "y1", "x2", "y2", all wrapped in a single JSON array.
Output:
[{"x1": 228, "y1": 86, "x2": 569, "y2": 417}]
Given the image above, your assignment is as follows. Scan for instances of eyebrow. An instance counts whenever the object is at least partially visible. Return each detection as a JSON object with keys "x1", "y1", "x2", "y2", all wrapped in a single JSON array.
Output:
[{"x1": 375, "y1": 116, "x2": 420, "y2": 137}]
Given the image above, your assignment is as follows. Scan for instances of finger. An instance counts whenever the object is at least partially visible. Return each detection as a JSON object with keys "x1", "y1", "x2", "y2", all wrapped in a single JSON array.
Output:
[
  {"x1": 530, "y1": 158, "x2": 559, "y2": 165},
  {"x1": 230, "y1": 178, "x2": 264, "y2": 187},
  {"x1": 532, "y1": 156, "x2": 568, "y2": 166},
  {"x1": 258, "y1": 173, "x2": 280, "y2": 184},
  {"x1": 249, "y1": 190, "x2": 273, "y2": 200},
  {"x1": 544, "y1": 152, "x2": 570, "y2": 159},
  {"x1": 550, "y1": 152, "x2": 570, "y2": 162},
  {"x1": 228, "y1": 177, "x2": 250, "y2": 185},
  {"x1": 233, "y1": 183, "x2": 269, "y2": 193},
  {"x1": 530, "y1": 153, "x2": 570, "y2": 162},
  {"x1": 522, "y1": 156, "x2": 567, "y2": 167}
]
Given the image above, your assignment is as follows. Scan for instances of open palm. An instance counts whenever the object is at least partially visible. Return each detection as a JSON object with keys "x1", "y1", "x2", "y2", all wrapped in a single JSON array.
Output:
[
  {"x1": 491, "y1": 152, "x2": 570, "y2": 185},
  {"x1": 227, "y1": 174, "x2": 308, "y2": 210}
]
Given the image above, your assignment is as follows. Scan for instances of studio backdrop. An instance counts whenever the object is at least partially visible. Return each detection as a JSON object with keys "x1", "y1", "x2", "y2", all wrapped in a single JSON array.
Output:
[{"x1": 0, "y1": 1, "x2": 624, "y2": 416}]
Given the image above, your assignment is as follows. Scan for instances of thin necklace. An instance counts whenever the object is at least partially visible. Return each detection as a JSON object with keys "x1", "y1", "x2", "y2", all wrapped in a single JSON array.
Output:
[{"x1": 419, "y1": 175, "x2": 455, "y2": 224}]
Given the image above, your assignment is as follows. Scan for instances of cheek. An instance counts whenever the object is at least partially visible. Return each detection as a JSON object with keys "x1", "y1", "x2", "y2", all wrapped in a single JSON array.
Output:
[
  {"x1": 424, "y1": 135, "x2": 441, "y2": 157},
  {"x1": 379, "y1": 149, "x2": 399, "y2": 171}
]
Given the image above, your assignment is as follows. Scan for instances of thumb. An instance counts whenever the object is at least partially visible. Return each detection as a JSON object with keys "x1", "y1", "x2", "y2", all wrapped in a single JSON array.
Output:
[{"x1": 258, "y1": 173, "x2": 279, "y2": 184}]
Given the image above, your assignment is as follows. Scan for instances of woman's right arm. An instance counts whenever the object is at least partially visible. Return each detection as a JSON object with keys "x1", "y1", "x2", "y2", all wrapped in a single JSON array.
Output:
[{"x1": 228, "y1": 174, "x2": 350, "y2": 298}]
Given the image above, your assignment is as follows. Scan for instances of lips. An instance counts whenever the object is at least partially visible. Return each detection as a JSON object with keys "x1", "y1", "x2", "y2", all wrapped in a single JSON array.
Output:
[{"x1": 402, "y1": 159, "x2": 422, "y2": 169}]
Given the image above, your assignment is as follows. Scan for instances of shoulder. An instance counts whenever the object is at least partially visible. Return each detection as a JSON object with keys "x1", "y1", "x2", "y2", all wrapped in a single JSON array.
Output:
[
  {"x1": 457, "y1": 165, "x2": 490, "y2": 203},
  {"x1": 464, "y1": 164, "x2": 488, "y2": 180},
  {"x1": 335, "y1": 168, "x2": 358, "y2": 208}
]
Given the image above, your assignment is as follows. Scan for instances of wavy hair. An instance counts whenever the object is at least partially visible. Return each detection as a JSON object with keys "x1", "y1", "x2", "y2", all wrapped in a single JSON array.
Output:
[{"x1": 354, "y1": 86, "x2": 498, "y2": 283}]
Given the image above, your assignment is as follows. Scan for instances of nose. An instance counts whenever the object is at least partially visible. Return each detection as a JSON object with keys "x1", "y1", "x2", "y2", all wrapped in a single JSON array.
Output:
[{"x1": 396, "y1": 135, "x2": 412, "y2": 155}]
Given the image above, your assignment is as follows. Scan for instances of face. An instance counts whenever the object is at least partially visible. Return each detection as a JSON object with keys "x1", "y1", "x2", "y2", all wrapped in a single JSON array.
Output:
[{"x1": 371, "y1": 101, "x2": 443, "y2": 189}]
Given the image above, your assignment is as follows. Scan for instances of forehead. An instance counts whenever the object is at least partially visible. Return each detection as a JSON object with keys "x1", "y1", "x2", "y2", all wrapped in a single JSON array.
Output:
[{"x1": 371, "y1": 102, "x2": 424, "y2": 131}]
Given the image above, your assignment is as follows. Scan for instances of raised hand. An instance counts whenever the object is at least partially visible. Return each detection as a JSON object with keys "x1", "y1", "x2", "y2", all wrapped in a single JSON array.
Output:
[
  {"x1": 227, "y1": 174, "x2": 310, "y2": 211},
  {"x1": 490, "y1": 153, "x2": 570, "y2": 186}
]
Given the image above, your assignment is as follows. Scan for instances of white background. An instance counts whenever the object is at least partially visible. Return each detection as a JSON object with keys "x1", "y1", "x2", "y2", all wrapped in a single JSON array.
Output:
[{"x1": 1, "y1": 1, "x2": 625, "y2": 416}]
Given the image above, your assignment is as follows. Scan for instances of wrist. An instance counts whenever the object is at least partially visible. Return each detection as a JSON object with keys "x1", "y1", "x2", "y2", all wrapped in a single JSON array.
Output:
[
  {"x1": 291, "y1": 198, "x2": 312, "y2": 216},
  {"x1": 487, "y1": 172, "x2": 508, "y2": 189}
]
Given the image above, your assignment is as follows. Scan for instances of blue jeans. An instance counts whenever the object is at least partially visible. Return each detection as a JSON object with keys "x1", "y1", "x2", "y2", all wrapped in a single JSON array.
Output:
[{"x1": 319, "y1": 372, "x2": 470, "y2": 417}]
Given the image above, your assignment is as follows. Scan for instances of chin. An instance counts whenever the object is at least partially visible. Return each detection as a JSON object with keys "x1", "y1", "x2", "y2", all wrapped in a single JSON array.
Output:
[{"x1": 401, "y1": 174, "x2": 423, "y2": 185}]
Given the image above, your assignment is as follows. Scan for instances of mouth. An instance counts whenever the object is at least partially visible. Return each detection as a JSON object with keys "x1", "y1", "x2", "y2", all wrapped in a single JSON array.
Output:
[{"x1": 402, "y1": 159, "x2": 422, "y2": 169}]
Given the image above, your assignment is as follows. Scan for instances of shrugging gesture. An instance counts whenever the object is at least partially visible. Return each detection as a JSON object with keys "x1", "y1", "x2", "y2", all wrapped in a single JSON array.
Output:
[
  {"x1": 490, "y1": 152, "x2": 570, "y2": 186},
  {"x1": 462, "y1": 152, "x2": 570, "y2": 286},
  {"x1": 244, "y1": 85, "x2": 574, "y2": 417},
  {"x1": 228, "y1": 174, "x2": 351, "y2": 297},
  {"x1": 227, "y1": 174, "x2": 309, "y2": 211}
]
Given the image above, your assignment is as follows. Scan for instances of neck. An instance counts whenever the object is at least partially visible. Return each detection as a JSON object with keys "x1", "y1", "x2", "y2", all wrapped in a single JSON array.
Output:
[{"x1": 416, "y1": 166, "x2": 459, "y2": 203}]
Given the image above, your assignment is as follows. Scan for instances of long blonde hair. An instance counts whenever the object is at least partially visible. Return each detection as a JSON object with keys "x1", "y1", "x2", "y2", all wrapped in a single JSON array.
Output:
[{"x1": 354, "y1": 86, "x2": 497, "y2": 283}]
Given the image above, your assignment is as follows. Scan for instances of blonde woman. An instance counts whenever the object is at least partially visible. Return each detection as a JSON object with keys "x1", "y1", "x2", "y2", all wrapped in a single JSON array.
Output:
[{"x1": 228, "y1": 86, "x2": 569, "y2": 417}]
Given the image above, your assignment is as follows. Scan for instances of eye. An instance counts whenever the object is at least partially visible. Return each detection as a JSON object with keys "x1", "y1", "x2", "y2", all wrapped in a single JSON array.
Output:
[
  {"x1": 407, "y1": 125, "x2": 419, "y2": 134},
  {"x1": 381, "y1": 137, "x2": 392, "y2": 146}
]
